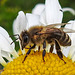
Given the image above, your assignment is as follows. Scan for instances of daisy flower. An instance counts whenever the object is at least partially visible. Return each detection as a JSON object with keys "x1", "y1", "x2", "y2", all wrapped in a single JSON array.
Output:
[
  {"x1": 32, "y1": 2, "x2": 75, "y2": 16},
  {"x1": 0, "y1": 26, "x2": 19, "y2": 67},
  {"x1": 1, "y1": 0, "x2": 75, "y2": 75}
]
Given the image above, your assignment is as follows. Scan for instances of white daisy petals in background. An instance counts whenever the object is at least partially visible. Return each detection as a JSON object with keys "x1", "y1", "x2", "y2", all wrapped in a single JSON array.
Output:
[
  {"x1": 32, "y1": 0, "x2": 63, "y2": 26},
  {"x1": 1, "y1": 50, "x2": 13, "y2": 61},
  {"x1": 40, "y1": 9, "x2": 46, "y2": 26},
  {"x1": 0, "y1": 26, "x2": 15, "y2": 49},
  {"x1": 13, "y1": 11, "x2": 27, "y2": 54},
  {"x1": 0, "y1": 26, "x2": 19, "y2": 66},
  {"x1": 65, "y1": 20, "x2": 75, "y2": 31},
  {"x1": 0, "y1": 33, "x2": 18, "y2": 58},
  {"x1": 32, "y1": 4, "x2": 75, "y2": 16},
  {"x1": 69, "y1": 46, "x2": 75, "y2": 62},
  {"x1": 40, "y1": 0, "x2": 63, "y2": 25},
  {"x1": 13, "y1": 11, "x2": 27, "y2": 36},
  {"x1": 67, "y1": 21, "x2": 75, "y2": 61},
  {"x1": 0, "y1": 27, "x2": 14, "y2": 53},
  {"x1": 26, "y1": 13, "x2": 41, "y2": 30},
  {"x1": 63, "y1": 8, "x2": 75, "y2": 15},
  {"x1": 63, "y1": 20, "x2": 75, "y2": 61},
  {"x1": 0, "y1": 27, "x2": 19, "y2": 61},
  {"x1": 0, "y1": 57, "x2": 7, "y2": 67},
  {"x1": 0, "y1": 47, "x2": 7, "y2": 66},
  {"x1": 32, "y1": 4, "x2": 45, "y2": 15}
]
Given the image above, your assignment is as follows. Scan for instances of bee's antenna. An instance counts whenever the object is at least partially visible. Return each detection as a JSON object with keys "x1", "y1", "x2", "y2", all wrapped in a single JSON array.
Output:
[
  {"x1": 10, "y1": 34, "x2": 20, "y2": 45},
  {"x1": 10, "y1": 38, "x2": 19, "y2": 45}
]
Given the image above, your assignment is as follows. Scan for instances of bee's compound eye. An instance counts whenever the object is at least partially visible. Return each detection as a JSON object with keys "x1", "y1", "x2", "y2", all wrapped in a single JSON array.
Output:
[{"x1": 24, "y1": 36, "x2": 29, "y2": 43}]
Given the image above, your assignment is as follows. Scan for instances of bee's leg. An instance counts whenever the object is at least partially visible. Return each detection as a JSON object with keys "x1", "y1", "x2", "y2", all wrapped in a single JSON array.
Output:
[
  {"x1": 55, "y1": 40, "x2": 66, "y2": 64},
  {"x1": 50, "y1": 44, "x2": 54, "y2": 53},
  {"x1": 22, "y1": 48, "x2": 31, "y2": 63},
  {"x1": 22, "y1": 44, "x2": 36, "y2": 63},
  {"x1": 42, "y1": 41, "x2": 46, "y2": 62}
]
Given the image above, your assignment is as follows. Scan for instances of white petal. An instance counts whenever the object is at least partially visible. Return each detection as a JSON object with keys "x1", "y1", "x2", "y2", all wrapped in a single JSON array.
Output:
[
  {"x1": 63, "y1": 8, "x2": 75, "y2": 15},
  {"x1": 62, "y1": 20, "x2": 75, "y2": 57},
  {"x1": 26, "y1": 13, "x2": 41, "y2": 30},
  {"x1": 62, "y1": 47, "x2": 70, "y2": 57},
  {"x1": 1, "y1": 50, "x2": 10, "y2": 57},
  {"x1": 68, "y1": 21, "x2": 75, "y2": 60},
  {"x1": 64, "y1": 20, "x2": 75, "y2": 58},
  {"x1": 32, "y1": 4, "x2": 45, "y2": 15},
  {"x1": 0, "y1": 34, "x2": 14, "y2": 53},
  {"x1": 33, "y1": 46, "x2": 38, "y2": 51},
  {"x1": 68, "y1": 46, "x2": 75, "y2": 59},
  {"x1": 13, "y1": 11, "x2": 27, "y2": 36},
  {"x1": 11, "y1": 49, "x2": 19, "y2": 58},
  {"x1": 1, "y1": 50, "x2": 13, "y2": 61},
  {"x1": 0, "y1": 27, "x2": 18, "y2": 58},
  {"x1": 65, "y1": 20, "x2": 75, "y2": 30},
  {"x1": 40, "y1": 9, "x2": 47, "y2": 26},
  {"x1": 65, "y1": 20, "x2": 75, "y2": 45},
  {"x1": 72, "y1": 54, "x2": 75, "y2": 62},
  {"x1": 19, "y1": 40, "x2": 25, "y2": 55},
  {"x1": 46, "y1": 44, "x2": 50, "y2": 53},
  {"x1": 0, "y1": 26, "x2": 15, "y2": 49},
  {"x1": 53, "y1": 45, "x2": 56, "y2": 54},
  {"x1": 40, "y1": 0, "x2": 63, "y2": 25},
  {"x1": 0, "y1": 57, "x2": 7, "y2": 67}
]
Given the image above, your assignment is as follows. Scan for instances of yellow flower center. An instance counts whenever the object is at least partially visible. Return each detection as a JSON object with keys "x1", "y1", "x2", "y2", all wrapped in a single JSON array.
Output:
[{"x1": 1, "y1": 50, "x2": 75, "y2": 75}]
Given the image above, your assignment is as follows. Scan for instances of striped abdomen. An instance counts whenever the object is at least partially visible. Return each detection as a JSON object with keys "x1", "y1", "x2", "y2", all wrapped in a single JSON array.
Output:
[
  {"x1": 59, "y1": 32, "x2": 71, "y2": 46},
  {"x1": 46, "y1": 28, "x2": 71, "y2": 46}
]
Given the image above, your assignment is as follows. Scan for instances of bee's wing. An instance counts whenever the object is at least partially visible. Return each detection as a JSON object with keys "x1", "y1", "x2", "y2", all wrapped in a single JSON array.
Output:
[
  {"x1": 60, "y1": 28, "x2": 75, "y2": 33},
  {"x1": 45, "y1": 23, "x2": 70, "y2": 28},
  {"x1": 36, "y1": 27, "x2": 75, "y2": 35}
]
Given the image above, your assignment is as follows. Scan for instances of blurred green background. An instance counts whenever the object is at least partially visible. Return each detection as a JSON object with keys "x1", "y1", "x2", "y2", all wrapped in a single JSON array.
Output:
[
  {"x1": 0, "y1": 0, "x2": 75, "y2": 35},
  {"x1": 0, "y1": 0, "x2": 75, "y2": 69}
]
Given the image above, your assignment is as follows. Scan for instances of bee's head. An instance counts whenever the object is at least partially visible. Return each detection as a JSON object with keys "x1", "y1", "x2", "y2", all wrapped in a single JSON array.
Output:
[{"x1": 19, "y1": 31, "x2": 30, "y2": 50}]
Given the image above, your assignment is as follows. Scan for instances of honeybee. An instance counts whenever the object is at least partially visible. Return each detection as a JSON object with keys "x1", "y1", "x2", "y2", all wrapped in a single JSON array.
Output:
[{"x1": 14, "y1": 23, "x2": 75, "y2": 63}]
